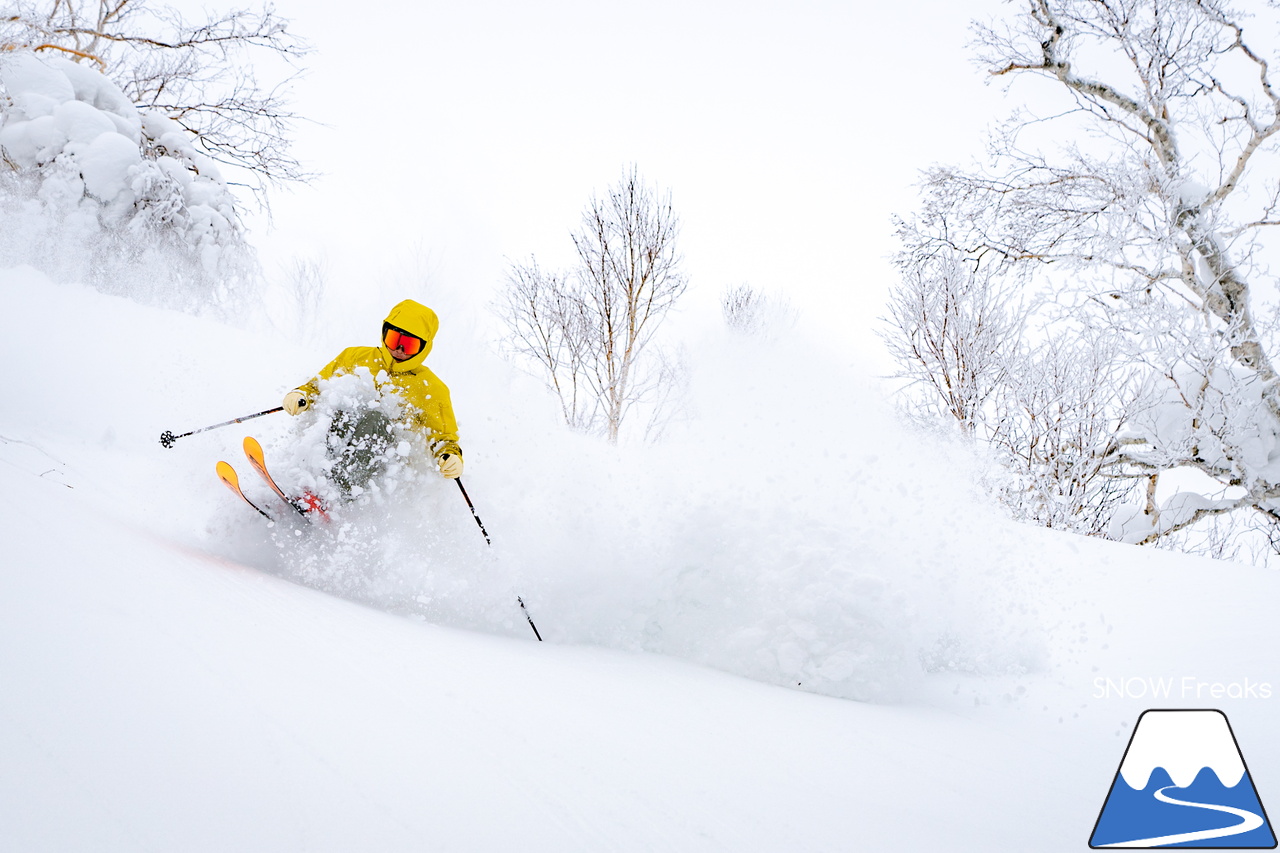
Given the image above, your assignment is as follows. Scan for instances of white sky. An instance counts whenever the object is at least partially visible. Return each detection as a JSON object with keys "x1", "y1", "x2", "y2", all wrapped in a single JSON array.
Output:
[{"x1": 232, "y1": 0, "x2": 1013, "y2": 364}]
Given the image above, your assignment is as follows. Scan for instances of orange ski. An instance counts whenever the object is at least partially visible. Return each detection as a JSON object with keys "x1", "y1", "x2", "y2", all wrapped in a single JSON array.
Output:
[
  {"x1": 215, "y1": 460, "x2": 273, "y2": 521},
  {"x1": 243, "y1": 436, "x2": 312, "y2": 519}
]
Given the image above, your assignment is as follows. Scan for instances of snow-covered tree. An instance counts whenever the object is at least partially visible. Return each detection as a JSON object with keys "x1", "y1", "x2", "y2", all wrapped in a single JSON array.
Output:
[
  {"x1": 0, "y1": 49, "x2": 251, "y2": 308},
  {"x1": 498, "y1": 167, "x2": 688, "y2": 443},
  {"x1": 0, "y1": 2, "x2": 308, "y2": 311},
  {"x1": 1, "y1": 0, "x2": 309, "y2": 195},
  {"x1": 888, "y1": 0, "x2": 1280, "y2": 551},
  {"x1": 884, "y1": 245, "x2": 1133, "y2": 534}
]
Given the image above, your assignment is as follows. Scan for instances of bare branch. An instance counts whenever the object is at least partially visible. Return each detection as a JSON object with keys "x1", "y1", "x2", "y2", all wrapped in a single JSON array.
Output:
[
  {"x1": 890, "y1": 0, "x2": 1280, "y2": 553},
  {"x1": 497, "y1": 167, "x2": 687, "y2": 443},
  {"x1": 0, "y1": 0, "x2": 312, "y2": 200}
]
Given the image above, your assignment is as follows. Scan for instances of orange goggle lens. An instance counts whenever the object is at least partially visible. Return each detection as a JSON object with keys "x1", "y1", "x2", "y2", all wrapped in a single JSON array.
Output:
[{"x1": 384, "y1": 328, "x2": 423, "y2": 356}]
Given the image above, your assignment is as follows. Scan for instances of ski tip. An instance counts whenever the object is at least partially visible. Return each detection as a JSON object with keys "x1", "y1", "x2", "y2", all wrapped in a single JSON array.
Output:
[
  {"x1": 215, "y1": 461, "x2": 243, "y2": 494},
  {"x1": 216, "y1": 460, "x2": 274, "y2": 522},
  {"x1": 243, "y1": 435, "x2": 263, "y2": 456}
]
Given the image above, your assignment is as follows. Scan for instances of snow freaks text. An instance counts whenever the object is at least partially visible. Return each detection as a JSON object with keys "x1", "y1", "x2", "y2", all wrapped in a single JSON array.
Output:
[{"x1": 1093, "y1": 678, "x2": 1274, "y2": 701}]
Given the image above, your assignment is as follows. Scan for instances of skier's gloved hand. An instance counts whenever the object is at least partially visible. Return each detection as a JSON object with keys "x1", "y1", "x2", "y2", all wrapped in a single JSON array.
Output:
[
  {"x1": 437, "y1": 453, "x2": 463, "y2": 479},
  {"x1": 283, "y1": 390, "x2": 309, "y2": 416}
]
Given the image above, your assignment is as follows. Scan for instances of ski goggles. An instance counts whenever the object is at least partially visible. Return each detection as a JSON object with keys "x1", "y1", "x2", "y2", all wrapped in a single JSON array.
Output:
[{"x1": 383, "y1": 325, "x2": 424, "y2": 357}]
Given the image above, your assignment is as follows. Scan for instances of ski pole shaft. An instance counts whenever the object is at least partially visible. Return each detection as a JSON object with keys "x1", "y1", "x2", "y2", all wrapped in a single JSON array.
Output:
[
  {"x1": 455, "y1": 477, "x2": 491, "y2": 544},
  {"x1": 160, "y1": 407, "x2": 285, "y2": 449},
  {"x1": 518, "y1": 597, "x2": 543, "y2": 642},
  {"x1": 455, "y1": 477, "x2": 543, "y2": 642}
]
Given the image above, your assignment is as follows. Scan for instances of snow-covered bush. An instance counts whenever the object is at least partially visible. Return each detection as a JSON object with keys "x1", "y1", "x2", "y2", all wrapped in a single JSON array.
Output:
[
  {"x1": 0, "y1": 50, "x2": 255, "y2": 311},
  {"x1": 721, "y1": 282, "x2": 797, "y2": 342},
  {"x1": 1108, "y1": 361, "x2": 1280, "y2": 544}
]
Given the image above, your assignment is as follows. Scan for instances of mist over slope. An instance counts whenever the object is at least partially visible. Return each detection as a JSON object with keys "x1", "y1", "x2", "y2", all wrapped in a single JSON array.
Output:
[
  {"x1": 0, "y1": 262, "x2": 1041, "y2": 702},
  {"x1": 7, "y1": 262, "x2": 1280, "y2": 851},
  {"x1": 0, "y1": 443, "x2": 1078, "y2": 853}
]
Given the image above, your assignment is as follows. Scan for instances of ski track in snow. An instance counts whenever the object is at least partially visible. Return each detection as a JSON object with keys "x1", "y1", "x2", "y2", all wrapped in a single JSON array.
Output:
[{"x1": 1099, "y1": 786, "x2": 1264, "y2": 848}]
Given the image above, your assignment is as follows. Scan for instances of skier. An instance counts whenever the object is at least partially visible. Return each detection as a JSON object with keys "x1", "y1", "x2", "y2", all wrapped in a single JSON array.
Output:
[{"x1": 282, "y1": 299, "x2": 463, "y2": 495}]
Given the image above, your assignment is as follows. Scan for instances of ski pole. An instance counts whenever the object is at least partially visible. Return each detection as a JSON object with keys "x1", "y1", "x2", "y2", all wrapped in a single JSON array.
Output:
[
  {"x1": 455, "y1": 476, "x2": 491, "y2": 544},
  {"x1": 455, "y1": 477, "x2": 543, "y2": 642},
  {"x1": 160, "y1": 406, "x2": 285, "y2": 449}
]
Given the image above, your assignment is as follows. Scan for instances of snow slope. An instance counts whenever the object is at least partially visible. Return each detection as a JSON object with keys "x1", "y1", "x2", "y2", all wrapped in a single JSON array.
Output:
[{"x1": 3, "y1": 266, "x2": 1280, "y2": 850}]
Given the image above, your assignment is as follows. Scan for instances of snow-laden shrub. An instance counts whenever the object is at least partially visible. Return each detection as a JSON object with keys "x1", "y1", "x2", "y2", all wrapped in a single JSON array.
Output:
[
  {"x1": 1109, "y1": 361, "x2": 1280, "y2": 544},
  {"x1": 0, "y1": 50, "x2": 255, "y2": 312}
]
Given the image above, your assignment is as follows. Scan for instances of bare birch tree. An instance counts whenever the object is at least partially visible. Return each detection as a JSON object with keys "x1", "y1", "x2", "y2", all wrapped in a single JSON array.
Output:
[
  {"x1": 881, "y1": 249, "x2": 1026, "y2": 435},
  {"x1": 1, "y1": 0, "x2": 311, "y2": 199},
  {"x1": 990, "y1": 330, "x2": 1136, "y2": 533},
  {"x1": 500, "y1": 258, "x2": 597, "y2": 432},
  {"x1": 883, "y1": 243, "x2": 1134, "y2": 533},
  {"x1": 887, "y1": 0, "x2": 1280, "y2": 549},
  {"x1": 498, "y1": 167, "x2": 688, "y2": 443}
]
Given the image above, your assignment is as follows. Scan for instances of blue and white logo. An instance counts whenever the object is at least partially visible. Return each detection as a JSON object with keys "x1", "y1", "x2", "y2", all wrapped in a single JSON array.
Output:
[{"x1": 1090, "y1": 709, "x2": 1276, "y2": 848}]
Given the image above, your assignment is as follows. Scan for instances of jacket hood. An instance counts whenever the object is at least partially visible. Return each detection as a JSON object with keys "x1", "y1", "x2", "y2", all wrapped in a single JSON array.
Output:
[{"x1": 382, "y1": 299, "x2": 439, "y2": 372}]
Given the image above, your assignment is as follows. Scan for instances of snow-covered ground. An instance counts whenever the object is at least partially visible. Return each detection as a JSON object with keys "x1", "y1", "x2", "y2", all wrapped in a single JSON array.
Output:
[{"x1": 3, "y1": 265, "x2": 1280, "y2": 851}]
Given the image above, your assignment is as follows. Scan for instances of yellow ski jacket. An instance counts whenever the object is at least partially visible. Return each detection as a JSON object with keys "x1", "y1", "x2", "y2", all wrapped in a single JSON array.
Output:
[{"x1": 292, "y1": 300, "x2": 461, "y2": 459}]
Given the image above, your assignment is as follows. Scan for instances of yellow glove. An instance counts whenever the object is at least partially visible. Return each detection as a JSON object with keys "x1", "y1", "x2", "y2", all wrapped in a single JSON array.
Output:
[
  {"x1": 437, "y1": 452, "x2": 463, "y2": 479},
  {"x1": 283, "y1": 390, "x2": 309, "y2": 415}
]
